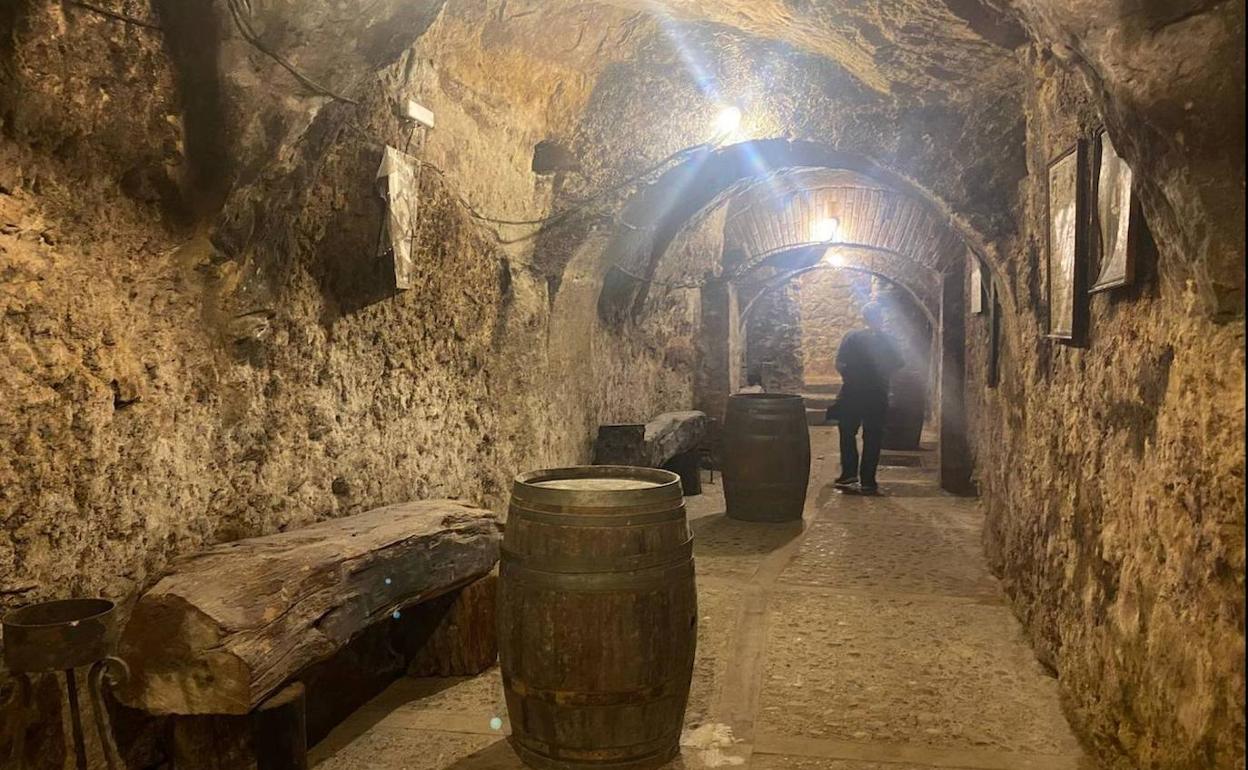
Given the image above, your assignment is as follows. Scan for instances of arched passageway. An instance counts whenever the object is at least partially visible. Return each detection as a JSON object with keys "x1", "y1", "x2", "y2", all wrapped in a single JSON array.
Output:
[
  {"x1": 598, "y1": 146, "x2": 985, "y2": 493},
  {"x1": 596, "y1": 139, "x2": 999, "y2": 325},
  {"x1": 738, "y1": 265, "x2": 938, "y2": 458}
]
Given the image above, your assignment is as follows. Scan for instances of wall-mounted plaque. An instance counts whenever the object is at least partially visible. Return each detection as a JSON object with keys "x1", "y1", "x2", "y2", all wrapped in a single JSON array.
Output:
[
  {"x1": 376, "y1": 145, "x2": 422, "y2": 290},
  {"x1": 1090, "y1": 131, "x2": 1138, "y2": 292},
  {"x1": 1046, "y1": 142, "x2": 1089, "y2": 342}
]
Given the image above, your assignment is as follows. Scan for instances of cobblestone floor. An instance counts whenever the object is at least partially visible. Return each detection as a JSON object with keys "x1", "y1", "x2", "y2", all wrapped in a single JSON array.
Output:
[{"x1": 311, "y1": 427, "x2": 1095, "y2": 770}]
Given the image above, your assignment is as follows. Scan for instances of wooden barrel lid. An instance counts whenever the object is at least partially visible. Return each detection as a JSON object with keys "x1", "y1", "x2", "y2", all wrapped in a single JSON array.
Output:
[
  {"x1": 728, "y1": 392, "x2": 803, "y2": 403},
  {"x1": 513, "y1": 465, "x2": 681, "y2": 509}
]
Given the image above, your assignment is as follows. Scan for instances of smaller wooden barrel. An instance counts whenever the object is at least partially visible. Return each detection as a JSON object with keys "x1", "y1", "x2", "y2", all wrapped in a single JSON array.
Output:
[
  {"x1": 722, "y1": 393, "x2": 811, "y2": 522},
  {"x1": 499, "y1": 466, "x2": 697, "y2": 770}
]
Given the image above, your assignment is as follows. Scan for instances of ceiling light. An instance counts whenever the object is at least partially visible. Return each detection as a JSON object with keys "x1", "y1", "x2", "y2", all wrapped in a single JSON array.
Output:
[
  {"x1": 813, "y1": 217, "x2": 840, "y2": 243},
  {"x1": 711, "y1": 105, "x2": 742, "y2": 143}
]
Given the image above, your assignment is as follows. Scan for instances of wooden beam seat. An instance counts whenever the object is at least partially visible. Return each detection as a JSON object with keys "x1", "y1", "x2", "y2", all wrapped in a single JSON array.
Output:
[
  {"x1": 117, "y1": 500, "x2": 500, "y2": 717},
  {"x1": 593, "y1": 410, "x2": 708, "y2": 494}
]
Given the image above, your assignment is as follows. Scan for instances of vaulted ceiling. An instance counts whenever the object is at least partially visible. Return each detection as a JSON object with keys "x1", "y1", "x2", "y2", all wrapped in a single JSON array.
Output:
[
  {"x1": 723, "y1": 168, "x2": 965, "y2": 279},
  {"x1": 597, "y1": 0, "x2": 1027, "y2": 97}
]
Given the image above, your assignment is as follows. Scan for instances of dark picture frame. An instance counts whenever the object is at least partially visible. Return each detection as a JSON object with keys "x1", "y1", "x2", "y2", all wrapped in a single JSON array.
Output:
[
  {"x1": 1090, "y1": 129, "x2": 1139, "y2": 292},
  {"x1": 1045, "y1": 141, "x2": 1090, "y2": 343}
]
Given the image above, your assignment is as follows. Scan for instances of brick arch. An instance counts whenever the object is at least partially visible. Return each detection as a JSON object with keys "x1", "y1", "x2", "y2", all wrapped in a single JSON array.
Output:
[
  {"x1": 597, "y1": 138, "x2": 990, "y2": 325},
  {"x1": 724, "y1": 168, "x2": 967, "y2": 277},
  {"x1": 736, "y1": 251, "x2": 939, "y2": 331}
]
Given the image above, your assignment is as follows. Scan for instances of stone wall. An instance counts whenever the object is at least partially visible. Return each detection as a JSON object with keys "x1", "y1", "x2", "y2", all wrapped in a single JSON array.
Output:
[
  {"x1": 1010, "y1": 0, "x2": 1245, "y2": 318},
  {"x1": 971, "y1": 51, "x2": 1246, "y2": 770},
  {"x1": 0, "y1": 0, "x2": 708, "y2": 696},
  {"x1": 795, "y1": 270, "x2": 873, "y2": 388},
  {"x1": 743, "y1": 281, "x2": 804, "y2": 394}
]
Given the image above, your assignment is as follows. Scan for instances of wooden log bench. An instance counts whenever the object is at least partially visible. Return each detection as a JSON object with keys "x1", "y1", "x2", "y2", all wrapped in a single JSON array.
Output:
[
  {"x1": 593, "y1": 410, "x2": 708, "y2": 495},
  {"x1": 115, "y1": 500, "x2": 501, "y2": 769}
]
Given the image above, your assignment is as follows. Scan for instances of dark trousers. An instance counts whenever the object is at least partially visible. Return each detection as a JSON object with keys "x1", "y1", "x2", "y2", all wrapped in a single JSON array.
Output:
[{"x1": 838, "y1": 401, "x2": 887, "y2": 486}]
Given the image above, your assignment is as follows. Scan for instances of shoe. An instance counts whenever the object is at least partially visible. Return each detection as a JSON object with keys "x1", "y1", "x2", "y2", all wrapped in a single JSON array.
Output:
[
  {"x1": 834, "y1": 476, "x2": 859, "y2": 490},
  {"x1": 858, "y1": 484, "x2": 880, "y2": 496}
]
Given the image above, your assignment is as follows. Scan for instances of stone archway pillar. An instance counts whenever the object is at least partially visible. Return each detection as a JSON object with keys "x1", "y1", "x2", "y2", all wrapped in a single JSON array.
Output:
[
  {"x1": 938, "y1": 269, "x2": 975, "y2": 494},
  {"x1": 694, "y1": 278, "x2": 741, "y2": 425}
]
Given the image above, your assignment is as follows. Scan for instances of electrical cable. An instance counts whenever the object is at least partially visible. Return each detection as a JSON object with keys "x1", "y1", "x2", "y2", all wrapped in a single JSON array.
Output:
[
  {"x1": 342, "y1": 119, "x2": 691, "y2": 238},
  {"x1": 413, "y1": 145, "x2": 707, "y2": 238},
  {"x1": 63, "y1": 0, "x2": 161, "y2": 30},
  {"x1": 341, "y1": 113, "x2": 724, "y2": 255},
  {"x1": 225, "y1": 0, "x2": 360, "y2": 105},
  {"x1": 401, "y1": 122, "x2": 419, "y2": 155},
  {"x1": 608, "y1": 263, "x2": 707, "y2": 290}
]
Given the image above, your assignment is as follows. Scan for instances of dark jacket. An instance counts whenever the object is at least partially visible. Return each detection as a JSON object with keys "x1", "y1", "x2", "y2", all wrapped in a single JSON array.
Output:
[{"x1": 835, "y1": 329, "x2": 903, "y2": 407}]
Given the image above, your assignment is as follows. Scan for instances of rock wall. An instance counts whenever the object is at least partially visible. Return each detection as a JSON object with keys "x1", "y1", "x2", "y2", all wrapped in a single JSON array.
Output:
[
  {"x1": 1009, "y1": 0, "x2": 1246, "y2": 318},
  {"x1": 972, "y1": 50, "x2": 1246, "y2": 770},
  {"x1": 0, "y1": 0, "x2": 708, "y2": 676},
  {"x1": 743, "y1": 281, "x2": 804, "y2": 394}
]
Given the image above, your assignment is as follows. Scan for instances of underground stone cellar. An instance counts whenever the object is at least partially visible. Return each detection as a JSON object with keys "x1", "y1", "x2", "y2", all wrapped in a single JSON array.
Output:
[{"x1": 0, "y1": 1, "x2": 1243, "y2": 769}]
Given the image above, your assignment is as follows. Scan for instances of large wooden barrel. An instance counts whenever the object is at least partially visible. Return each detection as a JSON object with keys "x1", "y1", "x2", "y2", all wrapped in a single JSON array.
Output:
[
  {"x1": 499, "y1": 466, "x2": 698, "y2": 770},
  {"x1": 722, "y1": 393, "x2": 811, "y2": 522},
  {"x1": 883, "y1": 368, "x2": 927, "y2": 451}
]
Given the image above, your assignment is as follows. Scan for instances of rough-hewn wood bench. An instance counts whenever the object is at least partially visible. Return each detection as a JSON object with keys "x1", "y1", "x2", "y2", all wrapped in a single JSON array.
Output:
[
  {"x1": 116, "y1": 500, "x2": 501, "y2": 769},
  {"x1": 593, "y1": 410, "x2": 708, "y2": 494}
]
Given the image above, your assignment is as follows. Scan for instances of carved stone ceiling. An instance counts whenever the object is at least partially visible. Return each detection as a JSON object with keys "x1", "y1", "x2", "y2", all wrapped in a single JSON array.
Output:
[{"x1": 595, "y1": 0, "x2": 1028, "y2": 97}]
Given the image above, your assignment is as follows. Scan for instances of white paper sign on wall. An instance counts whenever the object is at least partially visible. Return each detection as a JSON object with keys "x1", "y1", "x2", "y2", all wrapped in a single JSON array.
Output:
[{"x1": 376, "y1": 145, "x2": 422, "y2": 290}]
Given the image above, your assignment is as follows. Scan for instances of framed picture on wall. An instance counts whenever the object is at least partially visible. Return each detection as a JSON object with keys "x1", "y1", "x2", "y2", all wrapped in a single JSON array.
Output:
[
  {"x1": 1090, "y1": 130, "x2": 1139, "y2": 292},
  {"x1": 1046, "y1": 141, "x2": 1089, "y2": 342}
]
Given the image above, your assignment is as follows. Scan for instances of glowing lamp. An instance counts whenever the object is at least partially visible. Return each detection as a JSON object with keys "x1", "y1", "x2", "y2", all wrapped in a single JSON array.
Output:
[
  {"x1": 813, "y1": 217, "x2": 840, "y2": 243},
  {"x1": 711, "y1": 105, "x2": 742, "y2": 142}
]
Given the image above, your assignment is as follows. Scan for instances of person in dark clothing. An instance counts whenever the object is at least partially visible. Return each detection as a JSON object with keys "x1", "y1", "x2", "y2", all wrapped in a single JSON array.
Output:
[{"x1": 833, "y1": 302, "x2": 903, "y2": 494}]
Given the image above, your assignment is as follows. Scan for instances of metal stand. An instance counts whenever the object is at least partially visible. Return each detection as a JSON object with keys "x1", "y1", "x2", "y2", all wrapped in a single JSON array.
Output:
[{"x1": 3, "y1": 598, "x2": 129, "y2": 769}]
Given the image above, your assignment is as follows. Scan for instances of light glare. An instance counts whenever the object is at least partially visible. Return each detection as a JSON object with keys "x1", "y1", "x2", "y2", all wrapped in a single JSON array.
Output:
[
  {"x1": 813, "y1": 217, "x2": 840, "y2": 243},
  {"x1": 712, "y1": 106, "x2": 742, "y2": 141},
  {"x1": 822, "y1": 248, "x2": 845, "y2": 267}
]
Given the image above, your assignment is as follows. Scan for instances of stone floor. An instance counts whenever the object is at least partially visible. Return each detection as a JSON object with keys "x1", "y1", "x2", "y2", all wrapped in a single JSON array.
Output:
[{"x1": 310, "y1": 427, "x2": 1094, "y2": 770}]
